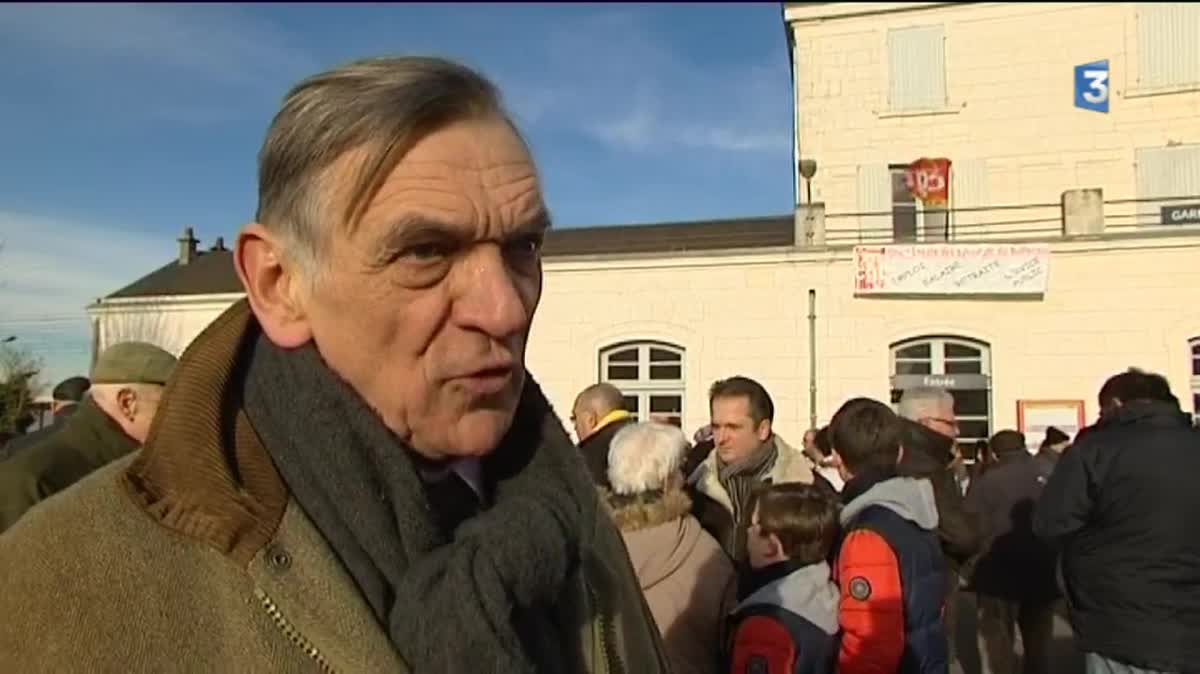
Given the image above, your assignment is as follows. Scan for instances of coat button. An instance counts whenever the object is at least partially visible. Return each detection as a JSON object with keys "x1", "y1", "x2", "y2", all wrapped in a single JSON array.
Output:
[{"x1": 267, "y1": 544, "x2": 292, "y2": 571}]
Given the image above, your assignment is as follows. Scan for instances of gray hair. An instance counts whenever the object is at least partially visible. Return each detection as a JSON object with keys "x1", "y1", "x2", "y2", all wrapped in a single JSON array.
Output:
[
  {"x1": 897, "y1": 386, "x2": 954, "y2": 421},
  {"x1": 255, "y1": 56, "x2": 514, "y2": 276},
  {"x1": 607, "y1": 422, "x2": 689, "y2": 496}
]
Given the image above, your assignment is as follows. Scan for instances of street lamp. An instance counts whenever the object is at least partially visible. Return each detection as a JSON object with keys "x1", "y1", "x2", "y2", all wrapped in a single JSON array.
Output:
[{"x1": 799, "y1": 159, "x2": 818, "y2": 205}]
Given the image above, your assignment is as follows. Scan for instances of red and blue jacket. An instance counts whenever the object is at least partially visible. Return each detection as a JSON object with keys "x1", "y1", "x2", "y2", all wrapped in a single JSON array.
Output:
[
  {"x1": 727, "y1": 559, "x2": 840, "y2": 674},
  {"x1": 834, "y1": 466, "x2": 947, "y2": 674}
]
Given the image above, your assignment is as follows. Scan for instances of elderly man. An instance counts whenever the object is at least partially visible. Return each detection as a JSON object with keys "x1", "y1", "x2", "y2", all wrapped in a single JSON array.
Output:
[
  {"x1": 0, "y1": 344, "x2": 173, "y2": 532},
  {"x1": 606, "y1": 421, "x2": 734, "y2": 674},
  {"x1": 571, "y1": 382, "x2": 635, "y2": 488},
  {"x1": 0, "y1": 375, "x2": 91, "y2": 461},
  {"x1": 689, "y1": 376, "x2": 820, "y2": 562},
  {"x1": 0, "y1": 57, "x2": 667, "y2": 673},
  {"x1": 897, "y1": 386, "x2": 981, "y2": 673}
]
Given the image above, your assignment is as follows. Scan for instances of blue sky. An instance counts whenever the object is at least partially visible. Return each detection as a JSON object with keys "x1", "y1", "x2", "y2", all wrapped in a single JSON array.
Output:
[{"x1": 0, "y1": 2, "x2": 794, "y2": 389}]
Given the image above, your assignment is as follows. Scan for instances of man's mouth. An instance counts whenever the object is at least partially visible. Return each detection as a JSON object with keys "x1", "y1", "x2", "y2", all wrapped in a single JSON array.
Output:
[{"x1": 455, "y1": 363, "x2": 516, "y2": 396}]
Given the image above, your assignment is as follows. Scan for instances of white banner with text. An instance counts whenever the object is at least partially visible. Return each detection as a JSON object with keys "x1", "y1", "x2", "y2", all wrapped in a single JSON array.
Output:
[{"x1": 853, "y1": 243, "x2": 1050, "y2": 295}]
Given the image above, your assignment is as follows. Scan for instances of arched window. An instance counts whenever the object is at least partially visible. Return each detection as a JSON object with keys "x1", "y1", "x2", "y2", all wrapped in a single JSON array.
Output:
[
  {"x1": 890, "y1": 336, "x2": 993, "y2": 449},
  {"x1": 1190, "y1": 337, "x2": 1200, "y2": 420},
  {"x1": 599, "y1": 341, "x2": 685, "y2": 428}
]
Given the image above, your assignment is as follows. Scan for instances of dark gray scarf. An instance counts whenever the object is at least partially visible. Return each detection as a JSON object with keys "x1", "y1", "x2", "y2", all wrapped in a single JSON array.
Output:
[
  {"x1": 242, "y1": 334, "x2": 591, "y2": 673},
  {"x1": 717, "y1": 438, "x2": 779, "y2": 528}
]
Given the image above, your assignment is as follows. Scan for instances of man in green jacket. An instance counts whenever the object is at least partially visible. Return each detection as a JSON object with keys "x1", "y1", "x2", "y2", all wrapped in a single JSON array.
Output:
[
  {"x1": 0, "y1": 342, "x2": 175, "y2": 532},
  {"x1": 0, "y1": 55, "x2": 669, "y2": 674}
]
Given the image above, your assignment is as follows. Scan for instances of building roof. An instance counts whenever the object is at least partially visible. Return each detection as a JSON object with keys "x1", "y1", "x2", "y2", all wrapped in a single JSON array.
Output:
[
  {"x1": 102, "y1": 214, "x2": 795, "y2": 300},
  {"x1": 105, "y1": 249, "x2": 241, "y2": 299},
  {"x1": 542, "y1": 214, "x2": 794, "y2": 257}
]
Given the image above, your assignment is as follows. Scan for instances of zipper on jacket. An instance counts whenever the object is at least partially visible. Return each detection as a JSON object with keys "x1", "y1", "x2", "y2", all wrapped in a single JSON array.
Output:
[
  {"x1": 255, "y1": 588, "x2": 336, "y2": 673},
  {"x1": 588, "y1": 583, "x2": 625, "y2": 674}
]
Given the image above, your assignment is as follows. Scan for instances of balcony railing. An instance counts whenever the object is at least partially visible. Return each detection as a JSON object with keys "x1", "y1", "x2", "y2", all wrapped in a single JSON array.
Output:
[{"x1": 804, "y1": 192, "x2": 1200, "y2": 247}]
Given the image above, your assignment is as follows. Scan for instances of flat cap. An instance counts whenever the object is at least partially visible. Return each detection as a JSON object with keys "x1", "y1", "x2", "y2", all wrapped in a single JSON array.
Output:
[{"x1": 90, "y1": 342, "x2": 178, "y2": 386}]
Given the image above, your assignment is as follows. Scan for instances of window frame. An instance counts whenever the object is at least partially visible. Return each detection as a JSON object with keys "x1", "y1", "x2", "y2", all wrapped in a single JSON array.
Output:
[
  {"x1": 598, "y1": 340, "x2": 686, "y2": 427},
  {"x1": 887, "y1": 164, "x2": 950, "y2": 242},
  {"x1": 889, "y1": 335, "x2": 993, "y2": 448}
]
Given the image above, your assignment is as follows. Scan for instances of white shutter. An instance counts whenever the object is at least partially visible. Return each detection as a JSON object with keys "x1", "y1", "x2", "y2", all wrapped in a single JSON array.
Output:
[
  {"x1": 1138, "y1": 3, "x2": 1200, "y2": 88},
  {"x1": 1135, "y1": 144, "x2": 1200, "y2": 224},
  {"x1": 888, "y1": 25, "x2": 947, "y2": 111},
  {"x1": 950, "y1": 159, "x2": 990, "y2": 233},
  {"x1": 857, "y1": 164, "x2": 893, "y2": 240}
]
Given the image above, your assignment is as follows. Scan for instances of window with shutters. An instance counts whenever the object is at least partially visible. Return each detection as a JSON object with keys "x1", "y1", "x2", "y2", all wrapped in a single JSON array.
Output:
[
  {"x1": 887, "y1": 25, "x2": 948, "y2": 111},
  {"x1": 599, "y1": 341, "x2": 685, "y2": 428},
  {"x1": 1135, "y1": 144, "x2": 1200, "y2": 225},
  {"x1": 857, "y1": 163, "x2": 956, "y2": 242},
  {"x1": 1136, "y1": 3, "x2": 1200, "y2": 90}
]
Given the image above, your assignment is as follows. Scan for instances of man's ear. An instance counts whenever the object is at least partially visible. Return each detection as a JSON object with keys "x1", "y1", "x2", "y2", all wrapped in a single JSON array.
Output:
[
  {"x1": 116, "y1": 387, "x2": 137, "y2": 422},
  {"x1": 756, "y1": 418, "x2": 772, "y2": 443},
  {"x1": 234, "y1": 223, "x2": 312, "y2": 349},
  {"x1": 767, "y1": 532, "x2": 784, "y2": 559}
]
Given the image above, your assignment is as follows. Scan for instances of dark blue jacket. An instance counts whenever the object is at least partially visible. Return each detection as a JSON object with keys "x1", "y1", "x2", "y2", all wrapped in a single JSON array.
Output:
[{"x1": 836, "y1": 466, "x2": 947, "y2": 674}]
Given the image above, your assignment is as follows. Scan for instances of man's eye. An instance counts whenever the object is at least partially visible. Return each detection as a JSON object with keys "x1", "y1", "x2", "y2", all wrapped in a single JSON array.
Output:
[
  {"x1": 506, "y1": 233, "x2": 544, "y2": 256},
  {"x1": 401, "y1": 242, "x2": 453, "y2": 261}
]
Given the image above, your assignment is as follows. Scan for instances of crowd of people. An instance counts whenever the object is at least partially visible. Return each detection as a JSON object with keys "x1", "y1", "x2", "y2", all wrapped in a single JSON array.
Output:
[
  {"x1": 575, "y1": 370, "x2": 1200, "y2": 674},
  {"x1": 1, "y1": 55, "x2": 1198, "y2": 674}
]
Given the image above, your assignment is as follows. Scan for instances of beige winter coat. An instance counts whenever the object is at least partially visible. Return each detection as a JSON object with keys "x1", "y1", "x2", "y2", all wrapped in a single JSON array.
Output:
[{"x1": 608, "y1": 487, "x2": 738, "y2": 674}]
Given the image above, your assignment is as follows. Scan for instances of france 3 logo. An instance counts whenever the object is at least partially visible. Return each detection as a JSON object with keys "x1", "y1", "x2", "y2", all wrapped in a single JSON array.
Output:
[{"x1": 1074, "y1": 59, "x2": 1110, "y2": 113}]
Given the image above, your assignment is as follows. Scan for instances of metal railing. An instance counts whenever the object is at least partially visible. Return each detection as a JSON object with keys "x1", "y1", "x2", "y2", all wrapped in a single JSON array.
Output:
[{"x1": 817, "y1": 194, "x2": 1200, "y2": 246}]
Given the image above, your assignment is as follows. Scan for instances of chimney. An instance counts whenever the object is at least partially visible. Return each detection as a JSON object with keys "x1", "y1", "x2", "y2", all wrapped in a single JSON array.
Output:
[
  {"x1": 210, "y1": 236, "x2": 226, "y2": 252},
  {"x1": 178, "y1": 227, "x2": 199, "y2": 265}
]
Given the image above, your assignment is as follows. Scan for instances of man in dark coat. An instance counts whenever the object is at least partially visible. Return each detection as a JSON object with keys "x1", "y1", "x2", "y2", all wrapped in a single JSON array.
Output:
[
  {"x1": 966, "y1": 430, "x2": 1058, "y2": 674},
  {"x1": 570, "y1": 382, "x2": 635, "y2": 488},
  {"x1": 1034, "y1": 426, "x2": 1070, "y2": 475},
  {"x1": 897, "y1": 386, "x2": 981, "y2": 672},
  {"x1": 1034, "y1": 368, "x2": 1200, "y2": 674},
  {"x1": 0, "y1": 376, "x2": 91, "y2": 462},
  {"x1": 0, "y1": 343, "x2": 175, "y2": 532}
]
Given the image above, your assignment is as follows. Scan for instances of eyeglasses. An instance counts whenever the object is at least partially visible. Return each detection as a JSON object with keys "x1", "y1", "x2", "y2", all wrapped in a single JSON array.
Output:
[{"x1": 927, "y1": 416, "x2": 960, "y2": 430}]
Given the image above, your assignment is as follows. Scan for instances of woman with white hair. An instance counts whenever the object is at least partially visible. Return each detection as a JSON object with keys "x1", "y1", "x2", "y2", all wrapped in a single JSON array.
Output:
[{"x1": 606, "y1": 421, "x2": 736, "y2": 674}]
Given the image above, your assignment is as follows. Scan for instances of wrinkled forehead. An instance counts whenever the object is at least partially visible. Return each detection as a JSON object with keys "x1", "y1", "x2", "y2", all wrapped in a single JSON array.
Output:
[{"x1": 331, "y1": 118, "x2": 546, "y2": 240}]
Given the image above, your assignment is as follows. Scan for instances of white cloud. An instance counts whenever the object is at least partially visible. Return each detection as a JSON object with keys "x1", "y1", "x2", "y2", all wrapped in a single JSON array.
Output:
[
  {"x1": 494, "y1": 9, "x2": 792, "y2": 157},
  {"x1": 0, "y1": 211, "x2": 172, "y2": 388}
]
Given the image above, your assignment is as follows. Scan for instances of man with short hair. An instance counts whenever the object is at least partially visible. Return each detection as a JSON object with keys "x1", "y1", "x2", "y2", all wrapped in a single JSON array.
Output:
[
  {"x1": 0, "y1": 375, "x2": 91, "y2": 461},
  {"x1": 1035, "y1": 368, "x2": 1200, "y2": 674},
  {"x1": 0, "y1": 344, "x2": 173, "y2": 532},
  {"x1": 689, "y1": 375, "x2": 819, "y2": 562},
  {"x1": 829, "y1": 397, "x2": 947, "y2": 673},
  {"x1": 896, "y1": 386, "x2": 980, "y2": 672},
  {"x1": 0, "y1": 56, "x2": 668, "y2": 673},
  {"x1": 571, "y1": 381, "x2": 634, "y2": 488}
]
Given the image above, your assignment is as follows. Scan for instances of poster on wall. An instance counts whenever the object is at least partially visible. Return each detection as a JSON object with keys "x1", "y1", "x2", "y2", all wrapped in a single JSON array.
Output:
[
  {"x1": 854, "y1": 243, "x2": 1050, "y2": 296},
  {"x1": 903, "y1": 157, "x2": 952, "y2": 206},
  {"x1": 1017, "y1": 399, "x2": 1087, "y2": 453}
]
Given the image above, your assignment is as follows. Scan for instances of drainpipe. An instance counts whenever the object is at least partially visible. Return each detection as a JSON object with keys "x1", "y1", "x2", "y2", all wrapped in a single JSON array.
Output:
[{"x1": 808, "y1": 289, "x2": 818, "y2": 430}]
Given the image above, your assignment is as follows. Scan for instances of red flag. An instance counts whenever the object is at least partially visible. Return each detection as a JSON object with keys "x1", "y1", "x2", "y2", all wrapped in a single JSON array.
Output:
[{"x1": 903, "y1": 158, "x2": 951, "y2": 206}]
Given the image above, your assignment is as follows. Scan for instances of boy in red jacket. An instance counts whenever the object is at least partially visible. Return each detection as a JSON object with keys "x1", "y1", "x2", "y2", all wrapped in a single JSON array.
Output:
[
  {"x1": 727, "y1": 483, "x2": 841, "y2": 674},
  {"x1": 828, "y1": 398, "x2": 948, "y2": 674}
]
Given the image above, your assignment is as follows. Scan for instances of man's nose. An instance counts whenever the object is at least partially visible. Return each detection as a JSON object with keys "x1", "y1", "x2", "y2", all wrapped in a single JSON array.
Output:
[{"x1": 453, "y1": 245, "x2": 533, "y2": 339}]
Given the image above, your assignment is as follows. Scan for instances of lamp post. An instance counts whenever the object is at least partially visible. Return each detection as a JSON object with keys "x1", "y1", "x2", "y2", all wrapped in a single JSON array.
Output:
[{"x1": 799, "y1": 159, "x2": 818, "y2": 205}]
